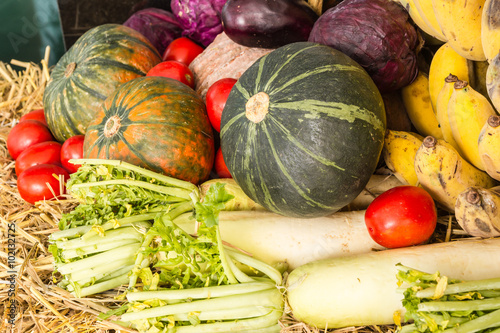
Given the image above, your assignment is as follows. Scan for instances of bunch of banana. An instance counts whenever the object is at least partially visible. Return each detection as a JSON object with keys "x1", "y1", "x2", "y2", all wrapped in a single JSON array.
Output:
[
  {"x1": 382, "y1": 130, "x2": 424, "y2": 186},
  {"x1": 428, "y1": 42, "x2": 470, "y2": 112},
  {"x1": 396, "y1": 0, "x2": 494, "y2": 62},
  {"x1": 455, "y1": 185, "x2": 500, "y2": 238},
  {"x1": 400, "y1": 71, "x2": 443, "y2": 139},
  {"x1": 447, "y1": 80, "x2": 497, "y2": 171},
  {"x1": 428, "y1": 42, "x2": 490, "y2": 109},
  {"x1": 478, "y1": 115, "x2": 500, "y2": 181},
  {"x1": 414, "y1": 136, "x2": 496, "y2": 212}
]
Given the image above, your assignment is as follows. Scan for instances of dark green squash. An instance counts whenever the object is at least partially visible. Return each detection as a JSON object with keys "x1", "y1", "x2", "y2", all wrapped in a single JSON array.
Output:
[
  {"x1": 220, "y1": 42, "x2": 386, "y2": 218},
  {"x1": 83, "y1": 76, "x2": 215, "y2": 185},
  {"x1": 43, "y1": 24, "x2": 161, "y2": 142}
]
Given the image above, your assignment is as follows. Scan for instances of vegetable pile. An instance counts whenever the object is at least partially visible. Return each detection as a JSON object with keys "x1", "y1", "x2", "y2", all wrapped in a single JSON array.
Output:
[{"x1": 4, "y1": 0, "x2": 500, "y2": 332}]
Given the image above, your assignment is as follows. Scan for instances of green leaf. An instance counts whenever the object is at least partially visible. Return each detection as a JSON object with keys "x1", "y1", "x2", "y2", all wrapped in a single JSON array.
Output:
[{"x1": 194, "y1": 183, "x2": 234, "y2": 228}]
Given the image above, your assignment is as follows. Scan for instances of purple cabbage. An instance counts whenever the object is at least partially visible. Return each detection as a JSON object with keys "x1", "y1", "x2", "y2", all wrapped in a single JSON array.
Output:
[
  {"x1": 123, "y1": 8, "x2": 183, "y2": 55},
  {"x1": 171, "y1": 0, "x2": 227, "y2": 47},
  {"x1": 308, "y1": 0, "x2": 421, "y2": 93}
]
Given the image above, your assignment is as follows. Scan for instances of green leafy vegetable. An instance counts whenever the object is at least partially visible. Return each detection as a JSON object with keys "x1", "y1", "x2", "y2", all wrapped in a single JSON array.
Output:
[{"x1": 48, "y1": 159, "x2": 284, "y2": 332}]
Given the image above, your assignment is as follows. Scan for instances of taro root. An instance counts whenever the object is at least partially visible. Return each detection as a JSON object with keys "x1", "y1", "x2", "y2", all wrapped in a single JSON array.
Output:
[
  {"x1": 123, "y1": 8, "x2": 182, "y2": 55},
  {"x1": 308, "y1": 0, "x2": 421, "y2": 93},
  {"x1": 189, "y1": 32, "x2": 273, "y2": 100},
  {"x1": 171, "y1": 0, "x2": 227, "y2": 46}
]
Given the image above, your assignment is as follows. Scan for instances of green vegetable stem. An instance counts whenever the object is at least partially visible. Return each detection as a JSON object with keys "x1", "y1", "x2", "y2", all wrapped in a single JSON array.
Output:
[{"x1": 397, "y1": 264, "x2": 500, "y2": 333}]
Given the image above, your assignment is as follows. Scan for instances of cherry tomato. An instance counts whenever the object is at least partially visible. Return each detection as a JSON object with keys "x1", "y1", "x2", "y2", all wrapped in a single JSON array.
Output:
[
  {"x1": 60, "y1": 135, "x2": 85, "y2": 173},
  {"x1": 7, "y1": 120, "x2": 55, "y2": 160},
  {"x1": 364, "y1": 185, "x2": 437, "y2": 249},
  {"x1": 17, "y1": 164, "x2": 69, "y2": 204},
  {"x1": 15, "y1": 141, "x2": 62, "y2": 176},
  {"x1": 214, "y1": 147, "x2": 232, "y2": 178},
  {"x1": 162, "y1": 37, "x2": 204, "y2": 66},
  {"x1": 19, "y1": 108, "x2": 47, "y2": 126},
  {"x1": 146, "y1": 60, "x2": 195, "y2": 89},
  {"x1": 206, "y1": 78, "x2": 237, "y2": 132}
]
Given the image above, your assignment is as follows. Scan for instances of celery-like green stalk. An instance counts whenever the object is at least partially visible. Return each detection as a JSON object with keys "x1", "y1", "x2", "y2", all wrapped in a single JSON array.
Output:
[
  {"x1": 121, "y1": 288, "x2": 282, "y2": 322},
  {"x1": 126, "y1": 280, "x2": 275, "y2": 302}
]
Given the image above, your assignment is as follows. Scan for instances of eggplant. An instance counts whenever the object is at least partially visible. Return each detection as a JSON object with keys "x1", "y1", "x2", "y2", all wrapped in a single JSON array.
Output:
[{"x1": 221, "y1": 0, "x2": 319, "y2": 49}]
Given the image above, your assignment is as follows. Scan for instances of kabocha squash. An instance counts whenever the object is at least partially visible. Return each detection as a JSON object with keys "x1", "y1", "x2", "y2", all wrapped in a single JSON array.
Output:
[
  {"x1": 43, "y1": 24, "x2": 161, "y2": 142},
  {"x1": 83, "y1": 76, "x2": 215, "y2": 185},
  {"x1": 220, "y1": 42, "x2": 386, "y2": 218}
]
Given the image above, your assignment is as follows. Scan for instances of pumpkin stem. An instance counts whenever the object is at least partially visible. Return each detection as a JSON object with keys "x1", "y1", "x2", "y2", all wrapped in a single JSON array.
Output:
[
  {"x1": 104, "y1": 115, "x2": 121, "y2": 138},
  {"x1": 64, "y1": 62, "x2": 77, "y2": 78},
  {"x1": 245, "y1": 92, "x2": 269, "y2": 123}
]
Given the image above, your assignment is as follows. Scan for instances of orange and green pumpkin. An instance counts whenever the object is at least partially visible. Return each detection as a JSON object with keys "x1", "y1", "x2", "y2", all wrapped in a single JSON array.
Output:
[
  {"x1": 43, "y1": 24, "x2": 161, "y2": 142},
  {"x1": 220, "y1": 42, "x2": 386, "y2": 218},
  {"x1": 83, "y1": 76, "x2": 215, "y2": 185}
]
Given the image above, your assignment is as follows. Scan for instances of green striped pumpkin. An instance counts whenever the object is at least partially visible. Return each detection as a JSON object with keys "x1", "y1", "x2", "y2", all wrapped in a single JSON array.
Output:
[
  {"x1": 220, "y1": 42, "x2": 386, "y2": 218},
  {"x1": 43, "y1": 24, "x2": 161, "y2": 142}
]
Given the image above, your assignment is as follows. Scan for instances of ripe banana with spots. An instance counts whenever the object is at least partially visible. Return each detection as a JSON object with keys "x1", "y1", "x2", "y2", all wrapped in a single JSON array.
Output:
[
  {"x1": 478, "y1": 115, "x2": 500, "y2": 181},
  {"x1": 448, "y1": 80, "x2": 497, "y2": 171},
  {"x1": 455, "y1": 185, "x2": 500, "y2": 238},
  {"x1": 412, "y1": 0, "x2": 447, "y2": 41},
  {"x1": 481, "y1": 0, "x2": 500, "y2": 63},
  {"x1": 414, "y1": 136, "x2": 496, "y2": 212},
  {"x1": 428, "y1": 42, "x2": 470, "y2": 112},
  {"x1": 382, "y1": 129, "x2": 424, "y2": 186},
  {"x1": 435, "y1": 74, "x2": 464, "y2": 154},
  {"x1": 431, "y1": 0, "x2": 486, "y2": 61},
  {"x1": 401, "y1": 71, "x2": 443, "y2": 139},
  {"x1": 486, "y1": 52, "x2": 500, "y2": 112}
]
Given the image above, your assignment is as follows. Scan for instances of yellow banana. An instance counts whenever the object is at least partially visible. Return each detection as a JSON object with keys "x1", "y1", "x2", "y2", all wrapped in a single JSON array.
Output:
[
  {"x1": 448, "y1": 80, "x2": 497, "y2": 170},
  {"x1": 396, "y1": 0, "x2": 437, "y2": 39},
  {"x1": 428, "y1": 42, "x2": 470, "y2": 112},
  {"x1": 414, "y1": 136, "x2": 496, "y2": 212},
  {"x1": 412, "y1": 0, "x2": 447, "y2": 41},
  {"x1": 455, "y1": 186, "x2": 500, "y2": 238},
  {"x1": 435, "y1": 74, "x2": 464, "y2": 154},
  {"x1": 401, "y1": 71, "x2": 444, "y2": 139},
  {"x1": 478, "y1": 115, "x2": 500, "y2": 181},
  {"x1": 486, "y1": 52, "x2": 500, "y2": 112},
  {"x1": 382, "y1": 129, "x2": 424, "y2": 186},
  {"x1": 431, "y1": 0, "x2": 486, "y2": 61},
  {"x1": 481, "y1": 0, "x2": 500, "y2": 63}
]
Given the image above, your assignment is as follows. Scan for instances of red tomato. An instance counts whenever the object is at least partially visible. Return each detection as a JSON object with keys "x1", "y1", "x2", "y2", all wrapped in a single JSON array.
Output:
[
  {"x1": 162, "y1": 37, "x2": 204, "y2": 66},
  {"x1": 15, "y1": 141, "x2": 62, "y2": 176},
  {"x1": 17, "y1": 164, "x2": 69, "y2": 204},
  {"x1": 19, "y1": 108, "x2": 47, "y2": 126},
  {"x1": 206, "y1": 78, "x2": 237, "y2": 132},
  {"x1": 7, "y1": 120, "x2": 55, "y2": 160},
  {"x1": 364, "y1": 186, "x2": 437, "y2": 249},
  {"x1": 214, "y1": 147, "x2": 232, "y2": 178},
  {"x1": 60, "y1": 135, "x2": 85, "y2": 173},
  {"x1": 146, "y1": 60, "x2": 195, "y2": 89}
]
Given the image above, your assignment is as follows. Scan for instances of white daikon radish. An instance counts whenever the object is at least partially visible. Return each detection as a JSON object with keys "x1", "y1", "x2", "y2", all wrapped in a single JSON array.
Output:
[
  {"x1": 174, "y1": 209, "x2": 384, "y2": 271},
  {"x1": 286, "y1": 238, "x2": 500, "y2": 329}
]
